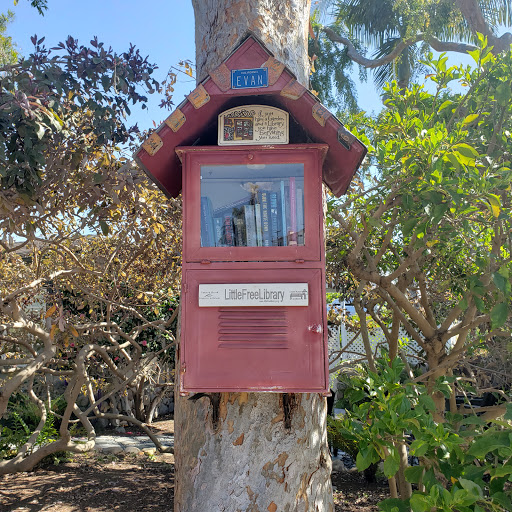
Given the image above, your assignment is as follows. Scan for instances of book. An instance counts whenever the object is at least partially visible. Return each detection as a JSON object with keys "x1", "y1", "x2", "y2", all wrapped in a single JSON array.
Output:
[
  {"x1": 223, "y1": 215, "x2": 234, "y2": 246},
  {"x1": 232, "y1": 207, "x2": 246, "y2": 246},
  {"x1": 244, "y1": 205, "x2": 257, "y2": 246},
  {"x1": 280, "y1": 181, "x2": 287, "y2": 246},
  {"x1": 213, "y1": 217, "x2": 224, "y2": 246},
  {"x1": 296, "y1": 187, "x2": 304, "y2": 245},
  {"x1": 254, "y1": 203, "x2": 263, "y2": 246},
  {"x1": 269, "y1": 191, "x2": 280, "y2": 246},
  {"x1": 289, "y1": 177, "x2": 297, "y2": 246},
  {"x1": 260, "y1": 192, "x2": 271, "y2": 247},
  {"x1": 200, "y1": 196, "x2": 215, "y2": 247}
]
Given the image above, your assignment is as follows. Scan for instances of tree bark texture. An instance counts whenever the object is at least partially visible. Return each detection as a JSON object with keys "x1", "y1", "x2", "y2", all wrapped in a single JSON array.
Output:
[
  {"x1": 174, "y1": 389, "x2": 333, "y2": 511},
  {"x1": 192, "y1": 0, "x2": 312, "y2": 85}
]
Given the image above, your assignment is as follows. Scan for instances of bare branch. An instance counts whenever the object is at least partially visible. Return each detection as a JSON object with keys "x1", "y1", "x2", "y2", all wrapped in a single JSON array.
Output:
[{"x1": 322, "y1": 28, "x2": 477, "y2": 70}]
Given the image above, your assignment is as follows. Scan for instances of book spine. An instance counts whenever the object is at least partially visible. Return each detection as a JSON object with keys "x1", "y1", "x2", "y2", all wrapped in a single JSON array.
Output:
[
  {"x1": 289, "y1": 177, "x2": 297, "y2": 246},
  {"x1": 280, "y1": 181, "x2": 287, "y2": 246},
  {"x1": 296, "y1": 187, "x2": 304, "y2": 245},
  {"x1": 200, "y1": 196, "x2": 212, "y2": 247},
  {"x1": 213, "y1": 217, "x2": 224, "y2": 247},
  {"x1": 254, "y1": 203, "x2": 263, "y2": 246},
  {"x1": 260, "y1": 192, "x2": 270, "y2": 247},
  {"x1": 244, "y1": 205, "x2": 257, "y2": 247},
  {"x1": 234, "y1": 217, "x2": 245, "y2": 246},
  {"x1": 223, "y1": 215, "x2": 234, "y2": 246},
  {"x1": 269, "y1": 192, "x2": 279, "y2": 246}
]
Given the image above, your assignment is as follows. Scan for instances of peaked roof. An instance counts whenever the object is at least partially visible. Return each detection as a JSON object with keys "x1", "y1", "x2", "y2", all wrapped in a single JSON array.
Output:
[{"x1": 134, "y1": 35, "x2": 367, "y2": 198}]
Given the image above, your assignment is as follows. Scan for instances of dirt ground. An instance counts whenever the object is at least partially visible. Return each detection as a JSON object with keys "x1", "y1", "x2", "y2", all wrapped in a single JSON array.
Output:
[{"x1": 0, "y1": 419, "x2": 388, "y2": 512}]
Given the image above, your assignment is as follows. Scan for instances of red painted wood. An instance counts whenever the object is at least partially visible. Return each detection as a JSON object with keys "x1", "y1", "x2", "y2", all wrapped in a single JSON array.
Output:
[
  {"x1": 179, "y1": 145, "x2": 329, "y2": 393},
  {"x1": 179, "y1": 145, "x2": 326, "y2": 263},
  {"x1": 134, "y1": 35, "x2": 367, "y2": 200},
  {"x1": 181, "y1": 267, "x2": 328, "y2": 393}
]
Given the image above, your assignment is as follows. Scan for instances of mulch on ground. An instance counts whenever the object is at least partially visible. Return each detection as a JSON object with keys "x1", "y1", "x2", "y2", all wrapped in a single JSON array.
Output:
[{"x1": 0, "y1": 415, "x2": 388, "y2": 512}]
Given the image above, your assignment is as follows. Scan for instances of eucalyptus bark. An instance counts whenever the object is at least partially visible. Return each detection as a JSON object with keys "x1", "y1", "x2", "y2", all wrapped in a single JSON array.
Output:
[{"x1": 175, "y1": 2, "x2": 335, "y2": 510}]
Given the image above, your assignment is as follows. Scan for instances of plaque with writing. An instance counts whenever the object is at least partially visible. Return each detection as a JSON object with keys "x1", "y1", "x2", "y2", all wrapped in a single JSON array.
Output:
[
  {"x1": 218, "y1": 105, "x2": 289, "y2": 146},
  {"x1": 199, "y1": 283, "x2": 308, "y2": 307}
]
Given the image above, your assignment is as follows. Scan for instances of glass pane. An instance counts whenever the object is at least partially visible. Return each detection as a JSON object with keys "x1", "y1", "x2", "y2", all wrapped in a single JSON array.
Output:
[{"x1": 200, "y1": 163, "x2": 305, "y2": 247}]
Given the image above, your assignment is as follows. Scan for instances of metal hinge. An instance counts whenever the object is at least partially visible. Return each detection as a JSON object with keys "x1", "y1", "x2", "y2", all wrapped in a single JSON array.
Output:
[
  {"x1": 200, "y1": 260, "x2": 211, "y2": 265},
  {"x1": 295, "y1": 259, "x2": 305, "y2": 264}
]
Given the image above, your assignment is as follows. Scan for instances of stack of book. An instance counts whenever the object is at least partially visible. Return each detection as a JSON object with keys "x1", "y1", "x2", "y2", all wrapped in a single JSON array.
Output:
[{"x1": 200, "y1": 179, "x2": 305, "y2": 247}]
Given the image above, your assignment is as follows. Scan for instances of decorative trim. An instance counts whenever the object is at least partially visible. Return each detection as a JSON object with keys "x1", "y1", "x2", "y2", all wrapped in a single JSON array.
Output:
[
  {"x1": 261, "y1": 57, "x2": 285, "y2": 85},
  {"x1": 337, "y1": 126, "x2": 355, "y2": 150},
  {"x1": 280, "y1": 79, "x2": 307, "y2": 100},
  {"x1": 142, "y1": 132, "x2": 163, "y2": 156},
  {"x1": 210, "y1": 63, "x2": 231, "y2": 92},
  {"x1": 187, "y1": 84, "x2": 210, "y2": 109},
  {"x1": 312, "y1": 103, "x2": 331, "y2": 127},
  {"x1": 165, "y1": 109, "x2": 186, "y2": 132}
]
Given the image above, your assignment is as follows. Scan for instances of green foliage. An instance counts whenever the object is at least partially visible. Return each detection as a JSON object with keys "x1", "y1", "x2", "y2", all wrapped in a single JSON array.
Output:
[
  {"x1": 309, "y1": 11, "x2": 360, "y2": 112},
  {"x1": 328, "y1": 44, "x2": 512, "y2": 382},
  {"x1": 330, "y1": 358, "x2": 512, "y2": 512},
  {"x1": 0, "y1": 34, "x2": 161, "y2": 197},
  {"x1": 0, "y1": 11, "x2": 17, "y2": 67},
  {"x1": 0, "y1": 394, "x2": 59, "y2": 459}
]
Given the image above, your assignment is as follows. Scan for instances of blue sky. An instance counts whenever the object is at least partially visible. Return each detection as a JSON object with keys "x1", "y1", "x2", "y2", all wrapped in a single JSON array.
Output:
[
  {"x1": 8, "y1": 0, "x2": 198, "y2": 130},
  {"x1": 6, "y1": 0, "x2": 497, "y2": 132}
]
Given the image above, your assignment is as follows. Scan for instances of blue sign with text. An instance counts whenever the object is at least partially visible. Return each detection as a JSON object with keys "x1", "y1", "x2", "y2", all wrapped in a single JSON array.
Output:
[{"x1": 231, "y1": 68, "x2": 269, "y2": 89}]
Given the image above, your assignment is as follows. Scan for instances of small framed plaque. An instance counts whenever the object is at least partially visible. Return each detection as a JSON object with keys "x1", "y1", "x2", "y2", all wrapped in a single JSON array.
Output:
[
  {"x1": 199, "y1": 283, "x2": 308, "y2": 307},
  {"x1": 218, "y1": 105, "x2": 289, "y2": 146}
]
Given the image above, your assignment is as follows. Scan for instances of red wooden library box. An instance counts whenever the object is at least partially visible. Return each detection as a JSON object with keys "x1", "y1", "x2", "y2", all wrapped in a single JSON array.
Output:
[{"x1": 134, "y1": 35, "x2": 366, "y2": 394}]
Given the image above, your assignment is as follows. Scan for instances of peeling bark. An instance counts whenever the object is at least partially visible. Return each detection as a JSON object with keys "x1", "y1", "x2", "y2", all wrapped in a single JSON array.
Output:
[
  {"x1": 175, "y1": 389, "x2": 333, "y2": 511},
  {"x1": 192, "y1": 0, "x2": 311, "y2": 84}
]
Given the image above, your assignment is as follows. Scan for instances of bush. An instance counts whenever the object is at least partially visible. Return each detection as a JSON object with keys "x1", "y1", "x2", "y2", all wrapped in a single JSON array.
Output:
[{"x1": 328, "y1": 357, "x2": 512, "y2": 512}]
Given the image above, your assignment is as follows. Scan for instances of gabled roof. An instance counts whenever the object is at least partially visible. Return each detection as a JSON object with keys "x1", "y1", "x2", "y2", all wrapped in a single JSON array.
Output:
[{"x1": 134, "y1": 35, "x2": 367, "y2": 198}]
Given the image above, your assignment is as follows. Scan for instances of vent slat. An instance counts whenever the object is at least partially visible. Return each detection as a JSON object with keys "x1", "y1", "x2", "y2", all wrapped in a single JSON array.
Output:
[
  {"x1": 217, "y1": 307, "x2": 289, "y2": 349},
  {"x1": 219, "y1": 342, "x2": 288, "y2": 349}
]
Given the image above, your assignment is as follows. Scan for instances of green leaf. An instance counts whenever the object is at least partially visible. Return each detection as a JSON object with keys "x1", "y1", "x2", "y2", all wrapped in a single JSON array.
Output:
[
  {"x1": 405, "y1": 465, "x2": 424, "y2": 484},
  {"x1": 410, "y1": 493, "x2": 431, "y2": 512},
  {"x1": 493, "y1": 272, "x2": 510, "y2": 294},
  {"x1": 468, "y1": 431, "x2": 511, "y2": 457},
  {"x1": 491, "y1": 302, "x2": 508, "y2": 329},
  {"x1": 462, "y1": 114, "x2": 479, "y2": 126},
  {"x1": 378, "y1": 498, "x2": 410, "y2": 512},
  {"x1": 453, "y1": 143, "x2": 479, "y2": 159},
  {"x1": 383, "y1": 450, "x2": 400, "y2": 477},
  {"x1": 99, "y1": 220, "x2": 109, "y2": 236},
  {"x1": 495, "y1": 83, "x2": 511, "y2": 106},
  {"x1": 505, "y1": 403, "x2": 512, "y2": 421},
  {"x1": 490, "y1": 465, "x2": 512, "y2": 479},
  {"x1": 458, "y1": 478, "x2": 483, "y2": 498},
  {"x1": 492, "y1": 492, "x2": 512, "y2": 510},
  {"x1": 403, "y1": 218, "x2": 417, "y2": 237},
  {"x1": 410, "y1": 439, "x2": 429, "y2": 457}
]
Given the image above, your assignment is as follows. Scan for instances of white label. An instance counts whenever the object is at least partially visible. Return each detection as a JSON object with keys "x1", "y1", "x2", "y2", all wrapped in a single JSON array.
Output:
[
  {"x1": 218, "y1": 105, "x2": 289, "y2": 146},
  {"x1": 199, "y1": 283, "x2": 308, "y2": 307}
]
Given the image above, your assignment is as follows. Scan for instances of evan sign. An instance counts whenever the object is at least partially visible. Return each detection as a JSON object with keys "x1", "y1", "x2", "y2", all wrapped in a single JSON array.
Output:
[{"x1": 231, "y1": 68, "x2": 268, "y2": 89}]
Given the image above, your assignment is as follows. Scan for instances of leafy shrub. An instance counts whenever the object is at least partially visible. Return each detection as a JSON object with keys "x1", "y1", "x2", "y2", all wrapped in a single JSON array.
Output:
[{"x1": 329, "y1": 357, "x2": 512, "y2": 512}]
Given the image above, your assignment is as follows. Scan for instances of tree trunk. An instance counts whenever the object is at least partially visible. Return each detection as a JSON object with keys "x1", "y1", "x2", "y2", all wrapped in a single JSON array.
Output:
[
  {"x1": 174, "y1": 2, "x2": 334, "y2": 510},
  {"x1": 192, "y1": 0, "x2": 312, "y2": 85}
]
